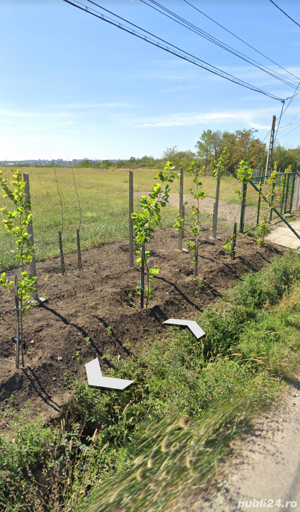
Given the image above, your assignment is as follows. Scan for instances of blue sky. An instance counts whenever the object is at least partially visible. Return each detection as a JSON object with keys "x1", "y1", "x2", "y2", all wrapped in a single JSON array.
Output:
[{"x1": 1, "y1": 0, "x2": 300, "y2": 160}]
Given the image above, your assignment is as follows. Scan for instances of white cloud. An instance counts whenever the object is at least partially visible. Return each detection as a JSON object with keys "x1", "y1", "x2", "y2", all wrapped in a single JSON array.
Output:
[
  {"x1": 140, "y1": 59, "x2": 300, "y2": 97},
  {"x1": 55, "y1": 102, "x2": 131, "y2": 109},
  {"x1": 0, "y1": 109, "x2": 69, "y2": 118},
  {"x1": 134, "y1": 107, "x2": 275, "y2": 128}
]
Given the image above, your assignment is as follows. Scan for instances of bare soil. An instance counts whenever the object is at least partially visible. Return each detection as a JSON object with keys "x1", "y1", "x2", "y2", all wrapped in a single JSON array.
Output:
[{"x1": 0, "y1": 225, "x2": 285, "y2": 430}]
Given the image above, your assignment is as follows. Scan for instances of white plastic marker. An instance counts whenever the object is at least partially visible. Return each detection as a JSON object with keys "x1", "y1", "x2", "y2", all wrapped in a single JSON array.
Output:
[
  {"x1": 85, "y1": 358, "x2": 134, "y2": 390},
  {"x1": 163, "y1": 319, "x2": 205, "y2": 339}
]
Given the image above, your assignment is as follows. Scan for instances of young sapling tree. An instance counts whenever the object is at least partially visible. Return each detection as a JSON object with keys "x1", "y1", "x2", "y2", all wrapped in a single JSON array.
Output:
[
  {"x1": 257, "y1": 168, "x2": 278, "y2": 247},
  {"x1": 235, "y1": 159, "x2": 253, "y2": 236},
  {"x1": 0, "y1": 169, "x2": 37, "y2": 368},
  {"x1": 224, "y1": 223, "x2": 237, "y2": 259},
  {"x1": 132, "y1": 163, "x2": 177, "y2": 308},
  {"x1": 235, "y1": 160, "x2": 253, "y2": 197},
  {"x1": 185, "y1": 161, "x2": 206, "y2": 277}
]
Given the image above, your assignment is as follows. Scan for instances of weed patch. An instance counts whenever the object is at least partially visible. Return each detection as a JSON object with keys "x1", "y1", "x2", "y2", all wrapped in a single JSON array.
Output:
[{"x1": 1, "y1": 251, "x2": 300, "y2": 511}]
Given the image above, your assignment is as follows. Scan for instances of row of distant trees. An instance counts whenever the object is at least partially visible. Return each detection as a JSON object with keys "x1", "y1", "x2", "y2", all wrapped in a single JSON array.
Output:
[
  {"x1": 163, "y1": 129, "x2": 299, "y2": 176},
  {"x1": 36, "y1": 128, "x2": 299, "y2": 177},
  {"x1": 193, "y1": 128, "x2": 299, "y2": 175}
]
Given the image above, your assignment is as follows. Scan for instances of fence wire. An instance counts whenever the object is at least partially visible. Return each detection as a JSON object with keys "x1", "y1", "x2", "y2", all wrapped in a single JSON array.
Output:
[{"x1": 0, "y1": 167, "x2": 247, "y2": 271}]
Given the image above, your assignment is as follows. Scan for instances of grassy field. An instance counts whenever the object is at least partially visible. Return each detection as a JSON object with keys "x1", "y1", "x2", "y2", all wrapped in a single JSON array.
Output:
[{"x1": 0, "y1": 166, "x2": 256, "y2": 270}]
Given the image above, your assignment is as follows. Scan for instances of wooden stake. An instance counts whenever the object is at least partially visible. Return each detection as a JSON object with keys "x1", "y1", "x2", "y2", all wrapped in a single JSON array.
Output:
[
  {"x1": 140, "y1": 244, "x2": 145, "y2": 309},
  {"x1": 14, "y1": 276, "x2": 20, "y2": 369},
  {"x1": 129, "y1": 170, "x2": 134, "y2": 267},
  {"x1": 178, "y1": 167, "x2": 184, "y2": 250},
  {"x1": 59, "y1": 231, "x2": 65, "y2": 274},
  {"x1": 232, "y1": 223, "x2": 237, "y2": 260},
  {"x1": 212, "y1": 166, "x2": 221, "y2": 238},
  {"x1": 194, "y1": 236, "x2": 199, "y2": 277},
  {"x1": 23, "y1": 173, "x2": 38, "y2": 300},
  {"x1": 77, "y1": 228, "x2": 82, "y2": 270}
]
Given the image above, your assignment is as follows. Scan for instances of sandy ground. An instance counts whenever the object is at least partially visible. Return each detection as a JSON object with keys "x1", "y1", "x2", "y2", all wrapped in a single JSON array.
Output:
[
  {"x1": 138, "y1": 193, "x2": 257, "y2": 225},
  {"x1": 186, "y1": 378, "x2": 300, "y2": 512}
]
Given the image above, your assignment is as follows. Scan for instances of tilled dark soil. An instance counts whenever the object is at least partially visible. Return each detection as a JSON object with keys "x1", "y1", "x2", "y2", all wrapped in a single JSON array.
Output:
[{"x1": 0, "y1": 225, "x2": 284, "y2": 429}]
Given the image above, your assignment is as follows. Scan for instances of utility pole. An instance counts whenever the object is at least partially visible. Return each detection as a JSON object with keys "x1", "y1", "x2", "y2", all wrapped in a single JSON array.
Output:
[{"x1": 265, "y1": 115, "x2": 276, "y2": 178}]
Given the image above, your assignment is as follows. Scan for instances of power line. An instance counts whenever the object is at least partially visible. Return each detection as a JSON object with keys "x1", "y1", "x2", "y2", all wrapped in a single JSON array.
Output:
[
  {"x1": 278, "y1": 119, "x2": 300, "y2": 139},
  {"x1": 270, "y1": 0, "x2": 300, "y2": 29},
  {"x1": 274, "y1": 100, "x2": 285, "y2": 144},
  {"x1": 262, "y1": 130, "x2": 271, "y2": 143},
  {"x1": 140, "y1": 0, "x2": 299, "y2": 89},
  {"x1": 283, "y1": 82, "x2": 300, "y2": 116},
  {"x1": 184, "y1": 0, "x2": 300, "y2": 82},
  {"x1": 289, "y1": 109, "x2": 300, "y2": 125},
  {"x1": 63, "y1": 0, "x2": 285, "y2": 101}
]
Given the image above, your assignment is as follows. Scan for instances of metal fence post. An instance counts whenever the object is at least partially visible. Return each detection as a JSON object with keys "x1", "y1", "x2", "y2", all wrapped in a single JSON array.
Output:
[
  {"x1": 129, "y1": 170, "x2": 134, "y2": 267},
  {"x1": 294, "y1": 174, "x2": 300, "y2": 211},
  {"x1": 23, "y1": 173, "x2": 38, "y2": 300},
  {"x1": 178, "y1": 167, "x2": 184, "y2": 250},
  {"x1": 212, "y1": 166, "x2": 221, "y2": 238},
  {"x1": 239, "y1": 182, "x2": 247, "y2": 233},
  {"x1": 257, "y1": 180, "x2": 262, "y2": 227}
]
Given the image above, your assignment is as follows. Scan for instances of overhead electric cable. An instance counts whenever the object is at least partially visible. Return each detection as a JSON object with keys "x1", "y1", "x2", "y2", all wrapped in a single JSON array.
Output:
[
  {"x1": 270, "y1": 0, "x2": 300, "y2": 29},
  {"x1": 278, "y1": 119, "x2": 300, "y2": 139},
  {"x1": 262, "y1": 130, "x2": 271, "y2": 143},
  {"x1": 140, "y1": 0, "x2": 299, "y2": 89},
  {"x1": 184, "y1": 0, "x2": 300, "y2": 82},
  {"x1": 283, "y1": 82, "x2": 300, "y2": 116},
  {"x1": 286, "y1": 107, "x2": 300, "y2": 126},
  {"x1": 63, "y1": 0, "x2": 285, "y2": 101},
  {"x1": 274, "y1": 100, "x2": 285, "y2": 143}
]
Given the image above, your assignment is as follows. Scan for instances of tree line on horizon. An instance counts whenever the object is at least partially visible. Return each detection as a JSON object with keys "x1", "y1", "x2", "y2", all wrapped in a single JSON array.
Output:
[{"x1": 25, "y1": 128, "x2": 300, "y2": 176}]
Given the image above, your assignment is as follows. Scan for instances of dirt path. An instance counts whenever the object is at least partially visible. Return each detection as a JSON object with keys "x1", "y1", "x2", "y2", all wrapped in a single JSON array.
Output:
[
  {"x1": 138, "y1": 193, "x2": 257, "y2": 225},
  {"x1": 186, "y1": 378, "x2": 300, "y2": 512}
]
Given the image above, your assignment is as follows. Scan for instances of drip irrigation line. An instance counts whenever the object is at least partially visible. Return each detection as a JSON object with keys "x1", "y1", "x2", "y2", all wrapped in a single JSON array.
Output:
[
  {"x1": 72, "y1": 166, "x2": 82, "y2": 230},
  {"x1": 63, "y1": 0, "x2": 285, "y2": 101},
  {"x1": 183, "y1": 0, "x2": 300, "y2": 82},
  {"x1": 141, "y1": 0, "x2": 299, "y2": 89},
  {"x1": 54, "y1": 169, "x2": 64, "y2": 233},
  {"x1": 270, "y1": 0, "x2": 300, "y2": 29}
]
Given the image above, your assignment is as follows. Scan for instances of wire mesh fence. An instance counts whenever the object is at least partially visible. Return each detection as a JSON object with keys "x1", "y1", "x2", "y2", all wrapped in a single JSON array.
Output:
[
  {"x1": 0, "y1": 167, "x2": 248, "y2": 271},
  {"x1": 242, "y1": 170, "x2": 298, "y2": 233},
  {"x1": 0, "y1": 168, "x2": 185, "y2": 271},
  {"x1": 0, "y1": 167, "x2": 130, "y2": 270}
]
